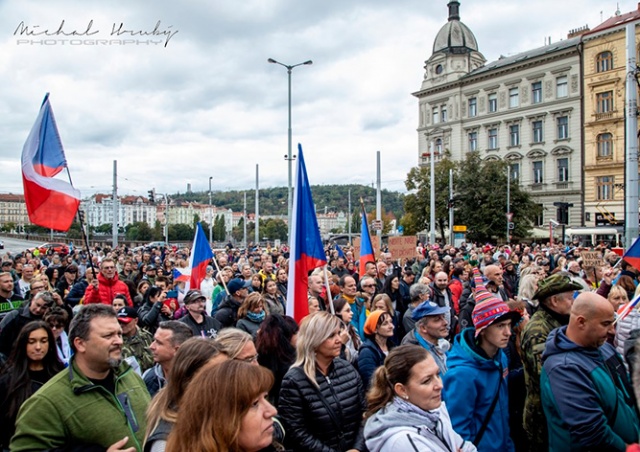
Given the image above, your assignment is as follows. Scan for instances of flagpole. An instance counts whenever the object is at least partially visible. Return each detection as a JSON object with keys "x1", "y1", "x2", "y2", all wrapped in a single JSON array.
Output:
[
  {"x1": 323, "y1": 265, "x2": 335, "y2": 314},
  {"x1": 209, "y1": 250, "x2": 230, "y2": 295},
  {"x1": 63, "y1": 167, "x2": 96, "y2": 277}
]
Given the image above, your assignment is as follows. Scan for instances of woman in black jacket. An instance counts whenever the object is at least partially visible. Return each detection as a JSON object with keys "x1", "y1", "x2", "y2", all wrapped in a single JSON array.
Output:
[{"x1": 279, "y1": 311, "x2": 366, "y2": 452}]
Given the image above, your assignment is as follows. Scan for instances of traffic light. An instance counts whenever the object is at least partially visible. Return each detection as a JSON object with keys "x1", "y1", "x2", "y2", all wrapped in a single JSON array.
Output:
[{"x1": 148, "y1": 189, "x2": 155, "y2": 204}]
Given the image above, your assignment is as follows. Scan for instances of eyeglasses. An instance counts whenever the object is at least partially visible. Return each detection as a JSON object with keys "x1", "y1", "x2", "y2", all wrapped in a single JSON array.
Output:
[
  {"x1": 239, "y1": 353, "x2": 259, "y2": 363},
  {"x1": 362, "y1": 284, "x2": 375, "y2": 288},
  {"x1": 49, "y1": 324, "x2": 64, "y2": 330},
  {"x1": 30, "y1": 286, "x2": 45, "y2": 291}
]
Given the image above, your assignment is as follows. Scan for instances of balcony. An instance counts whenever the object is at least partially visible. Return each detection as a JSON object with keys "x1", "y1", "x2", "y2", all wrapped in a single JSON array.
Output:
[{"x1": 594, "y1": 111, "x2": 615, "y2": 121}]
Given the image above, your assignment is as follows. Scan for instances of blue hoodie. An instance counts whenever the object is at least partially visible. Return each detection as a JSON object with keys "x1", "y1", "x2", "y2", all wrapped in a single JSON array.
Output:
[
  {"x1": 442, "y1": 328, "x2": 514, "y2": 452},
  {"x1": 541, "y1": 326, "x2": 640, "y2": 452}
]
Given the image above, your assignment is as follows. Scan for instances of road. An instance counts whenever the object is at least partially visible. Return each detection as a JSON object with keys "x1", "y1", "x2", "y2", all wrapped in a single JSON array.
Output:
[{"x1": 0, "y1": 236, "x2": 41, "y2": 256}]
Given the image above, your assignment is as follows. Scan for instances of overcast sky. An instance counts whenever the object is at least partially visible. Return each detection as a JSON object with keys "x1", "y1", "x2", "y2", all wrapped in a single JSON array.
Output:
[{"x1": 0, "y1": 0, "x2": 628, "y2": 199}]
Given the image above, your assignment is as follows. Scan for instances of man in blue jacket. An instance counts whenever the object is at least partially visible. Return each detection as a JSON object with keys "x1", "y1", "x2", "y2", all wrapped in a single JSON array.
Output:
[{"x1": 541, "y1": 292, "x2": 639, "y2": 451}]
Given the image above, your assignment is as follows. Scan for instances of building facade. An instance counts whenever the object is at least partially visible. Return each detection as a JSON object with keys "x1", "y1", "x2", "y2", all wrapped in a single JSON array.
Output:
[
  {"x1": 582, "y1": 6, "x2": 640, "y2": 227},
  {"x1": 0, "y1": 194, "x2": 29, "y2": 230},
  {"x1": 82, "y1": 194, "x2": 158, "y2": 229},
  {"x1": 414, "y1": 1, "x2": 584, "y2": 227}
]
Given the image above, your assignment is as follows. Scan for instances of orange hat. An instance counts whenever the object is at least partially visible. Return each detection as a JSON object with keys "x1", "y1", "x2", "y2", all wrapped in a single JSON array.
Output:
[{"x1": 364, "y1": 310, "x2": 386, "y2": 335}]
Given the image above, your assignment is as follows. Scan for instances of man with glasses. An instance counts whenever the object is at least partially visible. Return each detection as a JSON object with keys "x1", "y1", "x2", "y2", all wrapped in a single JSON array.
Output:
[
  {"x1": 83, "y1": 258, "x2": 133, "y2": 307},
  {"x1": 179, "y1": 290, "x2": 221, "y2": 338},
  {"x1": 0, "y1": 291, "x2": 53, "y2": 358}
]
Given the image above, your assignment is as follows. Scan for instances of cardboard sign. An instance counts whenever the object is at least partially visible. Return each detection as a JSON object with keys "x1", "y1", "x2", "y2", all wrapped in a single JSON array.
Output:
[
  {"x1": 581, "y1": 251, "x2": 603, "y2": 268},
  {"x1": 387, "y1": 236, "x2": 418, "y2": 260},
  {"x1": 353, "y1": 236, "x2": 381, "y2": 260}
]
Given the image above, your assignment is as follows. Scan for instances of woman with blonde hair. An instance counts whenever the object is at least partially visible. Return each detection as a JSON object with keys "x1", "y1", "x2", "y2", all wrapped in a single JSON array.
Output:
[
  {"x1": 364, "y1": 345, "x2": 475, "y2": 452},
  {"x1": 517, "y1": 273, "x2": 539, "y2": 316},
  {"x1": 214, "y1": 328, "x2": 259, "y2": 363},
  {"x1": 165, "y1": 360, "x2": 278, "y2": 452},
  {"x1": 236, "y1": 293, "x2": 267, "y2": 338},
  {"x1": 145, "y1": 338, "x2": 224, "y2": 452},
  {"x1": 279, "y1": 311, "x2": 366, "y2": 451}
]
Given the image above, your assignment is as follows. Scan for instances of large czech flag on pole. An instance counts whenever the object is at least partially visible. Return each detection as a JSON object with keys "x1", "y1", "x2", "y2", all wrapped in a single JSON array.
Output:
[
  {"x1": 358, "y1": 202, "x2": 375, "y2": 276},
  {"x1": 21, "y1": 93, "x2": 80, "y2": 231},
  {"x1": 189, "y1": 222, "x2": 214, "y2": 291},
  {"x1": 622, "y1": 237, "x2": 640, "y2": 272},
  {"x1": 287, "y1": 144, "x2": 327, "y2": 323}
]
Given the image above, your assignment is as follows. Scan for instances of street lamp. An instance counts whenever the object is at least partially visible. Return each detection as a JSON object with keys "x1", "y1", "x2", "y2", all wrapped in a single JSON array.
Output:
[
  {"x1": 424, "y1": 128, "x2": 442, "y2": 246},
  {"x1": 208, "y1": 177, "x2": 213, "y2": 245},
  {"x1": 267, "y1": 57, "x2": 313, "y2": 242}
]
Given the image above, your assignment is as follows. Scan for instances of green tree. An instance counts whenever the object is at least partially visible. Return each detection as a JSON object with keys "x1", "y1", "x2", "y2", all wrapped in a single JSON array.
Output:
[
  {"x1": 263, "y1": 219, "x2": 288, "y2": 241},
  {"x1": 94, "y1": 223, "x2": 112, "y2": 234},
  {"x1": 455, "y1": 152, "x2": 539, "y2": 242},
  {"x1": 213, "y1": 215, "x2": 226, "y2": 241},
  {"x1": 403, "y1": 152, "x2": 457, "y2": 240},
  {"x1": 125, "y1": 222, "x2": 153, "y2": 241},
  {"x1": 0, "y1": 222, "x2": 16, "y2": 233},
  {"x1": 168, "y1": 223, "x2": 194, "y2": 241}
]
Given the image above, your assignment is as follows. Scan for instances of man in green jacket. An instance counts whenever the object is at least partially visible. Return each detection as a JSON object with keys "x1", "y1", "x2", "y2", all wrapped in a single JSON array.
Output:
[
  {"x1": 11, "y1": 304, "x2": 151, "y2": 451},
  {"x1": 541, "y1": 292, "x2": 639, "y2": 451}
]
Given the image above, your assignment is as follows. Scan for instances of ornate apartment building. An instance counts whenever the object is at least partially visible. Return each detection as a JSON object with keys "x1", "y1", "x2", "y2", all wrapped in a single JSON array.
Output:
[
  {"x1": 581, "y1": 6, "x2": 640, "y2": 227},
  {"x1": 414, "y1": 1, "x2": 584, "y2": 227}
]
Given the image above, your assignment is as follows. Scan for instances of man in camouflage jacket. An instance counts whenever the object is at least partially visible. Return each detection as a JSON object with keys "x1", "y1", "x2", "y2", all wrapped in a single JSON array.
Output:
[
  {"x1": 117, "y1": 306, "x2": 154, "y2": 373},
  {"x1": 520, "y1": 273, "x2": 583, "y2": 451}
]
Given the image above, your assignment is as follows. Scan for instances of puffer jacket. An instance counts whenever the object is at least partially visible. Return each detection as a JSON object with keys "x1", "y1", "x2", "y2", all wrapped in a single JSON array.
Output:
[
  {"x1": 358, "y1": 338, "x2": 393, "y2": 390},
  {"x1": 279, "y1": 358, "x2": 366, "y2": 452},
  {"x1": 83, "y1": 272, "x2": 132, "y2": 306}
]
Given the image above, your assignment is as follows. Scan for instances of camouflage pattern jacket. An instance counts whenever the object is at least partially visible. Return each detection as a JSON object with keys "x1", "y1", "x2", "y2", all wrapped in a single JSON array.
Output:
[
  {"x1": 122, "y1": 327, "x2": 154, "y2": 373},
  {"x1": 520, "y1": 307, "x2": 563, "y2": 452}
]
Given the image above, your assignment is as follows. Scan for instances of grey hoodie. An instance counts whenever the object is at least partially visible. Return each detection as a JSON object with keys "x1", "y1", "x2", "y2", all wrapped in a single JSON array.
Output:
[{"x1": 364, "y1": 398, "x2": 476, "y2": 452}]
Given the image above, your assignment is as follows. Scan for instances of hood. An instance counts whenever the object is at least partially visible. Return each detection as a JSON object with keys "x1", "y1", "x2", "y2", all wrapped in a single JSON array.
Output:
[
  {"x1": 446, "y1": 328, "x2": 501, "y2": 371},
  {"x1": 219, "y1": 295, "x2": 241, "y2": 310},
  {"x1": 542, "y1": 325, "x2": 600, "y2": 361},
  {"x1": 365, "y1": 399, "x2": 440, "y2": 452}
]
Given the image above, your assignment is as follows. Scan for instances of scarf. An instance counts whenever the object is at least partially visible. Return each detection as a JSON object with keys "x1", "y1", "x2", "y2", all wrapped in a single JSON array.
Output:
[
  {"x1": 247, "y1": 310, "x2": 266, "y2": 323},
  {"x1": 392, "y1": 396, "x2": 441, "y2": 430}
]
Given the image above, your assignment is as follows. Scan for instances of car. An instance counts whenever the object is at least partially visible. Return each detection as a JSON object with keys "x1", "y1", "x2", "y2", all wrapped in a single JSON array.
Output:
[{"x1": 28, "y1": 242, "x2": 70, "y2": 256}]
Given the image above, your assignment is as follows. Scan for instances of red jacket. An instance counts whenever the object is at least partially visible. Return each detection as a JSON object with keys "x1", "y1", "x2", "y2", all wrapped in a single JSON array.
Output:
[{"x1": 83, "y1": 272, "x2": 133, "y2": 306}]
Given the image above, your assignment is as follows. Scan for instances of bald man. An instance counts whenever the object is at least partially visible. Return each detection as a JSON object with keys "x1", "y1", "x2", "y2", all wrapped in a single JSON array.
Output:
[
  {"x1": 541, "y1": 292, "x2": 639, "y2": 451},
  {"x1": 483, "y1": 264, "x2": 508, "y2": 301}
]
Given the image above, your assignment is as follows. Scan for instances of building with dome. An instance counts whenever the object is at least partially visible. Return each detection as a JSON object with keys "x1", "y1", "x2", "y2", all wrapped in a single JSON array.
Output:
[{"x1": 414, "y1": 0, "x2": 585, "y2": 228}]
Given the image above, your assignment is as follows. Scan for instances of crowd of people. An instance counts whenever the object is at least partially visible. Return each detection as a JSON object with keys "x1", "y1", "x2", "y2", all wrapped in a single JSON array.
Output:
[{"x1": 0, "y1": 239, "x2": 639, "y2": 451}]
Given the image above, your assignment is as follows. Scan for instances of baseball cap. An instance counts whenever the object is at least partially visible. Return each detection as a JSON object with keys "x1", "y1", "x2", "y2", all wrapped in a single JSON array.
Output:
[
  {"x1": 228, "y1": 278, "x2": 251, "y2": 294},
  {"x1": 184, "y1": 289, "x2": 206, "y2": 304},
  {"x1": 117, "y1": 307, "x2": 138, "y2": 324},
  {"x1": 412, "y1": 300, "x2": 449, "y2": 321}
]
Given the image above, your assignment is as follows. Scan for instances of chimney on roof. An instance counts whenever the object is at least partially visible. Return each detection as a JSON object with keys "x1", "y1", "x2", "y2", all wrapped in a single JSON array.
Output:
[{"x1": 567, "y1": 24, "x2": 590, "y2": 38}]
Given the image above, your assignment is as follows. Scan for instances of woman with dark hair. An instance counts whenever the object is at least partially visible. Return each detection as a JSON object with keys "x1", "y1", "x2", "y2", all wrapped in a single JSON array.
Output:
[
  {"x1": 382, "y1": 275, "x2": 404, "y2": 315},
  {"x1": 43, "y1": 307, "x2": 71, "y2": 367},
  {"x1": 275, "y1": 268, "x2": 288, "y2": 299},
  {"x1": 165, "y1": 360, "x2": 278, "y2": 452},
  {"x1": 134, "y1": 280, "x2": 151, "y2": 308},
  {"x1": 138, "y1": 286, "x2": 172, "y2": 333},
  {"x1": 333, "y1": 297, "x2": 361, "y2": 363},
  {"x1": 358, "y1": 310, "x2": 395, "y2": 390},
  {"x1": 364, "y1": 345, "x2": 475, "y2": 452},
  {"x1": 262, "y1": 279, "x2": 285, "y2": 316},
  {"x1": 145, "y1": 338, "x2": 224, "y2": 452},
  {"x1": 44, "y1": 267, "x2": 60, "y2": 290},
  {"x1": 279, "y1": 311, "x2": 366, "y2": 451},
  {"x1": 0, "y1": 321, "x2": 63, "y2": 448},
  {"x1": 256, "y1": 315, "x2": 298, "y2": 406}
]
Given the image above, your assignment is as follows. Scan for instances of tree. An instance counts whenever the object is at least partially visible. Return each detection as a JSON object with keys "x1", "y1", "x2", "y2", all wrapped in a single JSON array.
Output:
[
  {"x1": 403, "y1": 152, "x2": 457, "y2": 239},
  {"x1": 263, "y1": 219, "x2": 288, "y2": 242},
  {"x1": 455, "y1": 152, "x2": 540, "y2": 242},
  {"x1": 125, "y1": 222, "x2": 153, "y2": 241},
  {"x1": 168, "y1": 224, "x2": 194, "y2": 241},
  {"x1": 213, "y1": 215, "x2": 226, "y2": 241},
  {"x1": 94, "y1": 223, "x2": 112, "y2": 234}
]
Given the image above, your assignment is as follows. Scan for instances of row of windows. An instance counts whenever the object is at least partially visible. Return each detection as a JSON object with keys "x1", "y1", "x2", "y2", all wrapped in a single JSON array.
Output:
[
  {"x1": 466, "y1": 116, "x2": 569, "y2": 151},
  {"x1": 430, "y1": 76, "x2": 570, "y2": 124},
  {"x1": 507, "y1": 158, "x2": 570, "y2": 185}
]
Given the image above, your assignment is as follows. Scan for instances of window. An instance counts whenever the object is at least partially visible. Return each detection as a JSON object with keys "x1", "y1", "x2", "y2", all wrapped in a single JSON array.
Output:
[
  {"x1": 488, "y1": 128, "x2": 498, "y2": 149},
  {"x1": 557, "y1": 116, "x2": 568, "y2": 139},
  {"x1": 532, "y1": 81, "x2": 542, "y2": 104},
  {"x1": 432, "y1": 107, "x2": 439, "y2": 124},
  {"x1": 596, "y1": 176, "x2": 614, "y2": 200},
  {"x1": 536, "y1": 204, "x2": 544, "y2": 226},
  {"x1": 435, "y1": 138, "x2": 443, "y2": 153},
  {"x1": 533, "y1": 161, "x2": 543, "y2": 184},
  {"x1": 435, "y1": 64, "x2": 444, "y2": 74},
  {"x1": 556, "y1": 76, "x2": 568, "y2": 98},
  {"x1": 488, "y1": 93, "x2": 497, "y2": 112},
  {"x1": 441, "y1": 105, "x2": 448, "y2": 122},
  {"x1": 509, "y1": 87, "x2": 519, "y2": 108},
  {"x1": 532, "y1": 121, "x2": 543, "y2": 143},
  {"x1": 557, "y1": 158, "x2": 569, "y2": 182},
  {"x1": 468, "y1": 131, "x2": 478, "y2": 151},
  {"x1": 597, "y1": 91, "x2": 613, "y2": 113},
  {"x1": 596, "y1": 51, "x2": 613, "y2": 72},
  {"x1": 597, "y1": 133, "x2": 613, "y2": 157},
  {"x1": 510, "y1": 163, "x2": 520, "y2": 182},
  {"x1": 509, "y1": 124, "x2": 520, "y2": 146},
  {"x1": 468, "y1": 97, "x2": 477, "y2": 117}
]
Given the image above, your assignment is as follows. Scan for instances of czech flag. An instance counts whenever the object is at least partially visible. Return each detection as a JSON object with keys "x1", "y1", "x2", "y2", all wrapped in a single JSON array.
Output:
[
  {"x1": 21, "y1": 93, "x2": 80, "y2": 231},
  {"x1": 622, "y1": 237, "x2": 640, "y2": 272},
  {"x1": 188, "y1": 222, "x2": 214, "y2": 291},
  {"x1": 286, "y1": 144, "x2": 327, "y2": 323},
  {"x1": 358, "y1": 202, "x2": 375, "y2": 276},
  {"x1": 335, "y1": 244, "x2": 345, "y2": 259}
]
